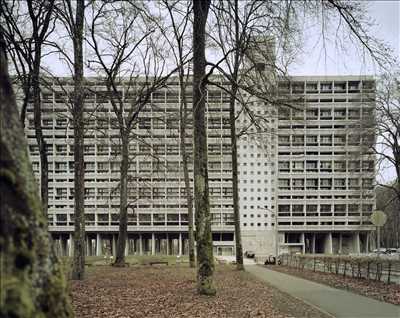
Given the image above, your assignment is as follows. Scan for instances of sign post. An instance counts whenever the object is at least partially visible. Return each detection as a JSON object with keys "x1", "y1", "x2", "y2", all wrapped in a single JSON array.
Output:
[{"x1": 370, "y1": 210, "x2": 387, "y2": 255}]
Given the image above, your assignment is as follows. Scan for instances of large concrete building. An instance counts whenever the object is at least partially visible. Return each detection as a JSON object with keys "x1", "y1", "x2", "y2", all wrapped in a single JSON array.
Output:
[{"x1": 22, "y1": 74, "x2": 376, "y2": 258}]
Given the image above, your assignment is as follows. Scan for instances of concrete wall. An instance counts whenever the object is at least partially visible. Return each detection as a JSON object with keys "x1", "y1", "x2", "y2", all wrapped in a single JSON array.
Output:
[{"x1": 242, "y1": 230, "x2": 276, "y2": 256}]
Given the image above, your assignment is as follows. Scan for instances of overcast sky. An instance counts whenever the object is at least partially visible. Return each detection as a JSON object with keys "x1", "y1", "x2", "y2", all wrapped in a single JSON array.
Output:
[{"x1": 290, "y1": 0, "x2": 399, "y2": 76}]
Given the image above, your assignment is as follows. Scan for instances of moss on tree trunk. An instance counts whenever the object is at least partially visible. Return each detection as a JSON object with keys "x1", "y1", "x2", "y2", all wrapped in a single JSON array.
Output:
[{"x1": 0, "y1": 36, "x2": 73, "y2": 318}]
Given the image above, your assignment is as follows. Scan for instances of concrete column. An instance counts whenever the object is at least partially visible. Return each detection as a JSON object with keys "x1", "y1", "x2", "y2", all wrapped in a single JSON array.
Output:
[
  {"x1": 166, "y1": 233, "x2": 169, "y2": 255},
  {"x1": 68, "y1": 233, "x2": 73, "y2": 257},
  {"x1": 61, "y1": 236, "x2": 67, "y2": 256},
  {"x1": 354, "y1": 232, "x2": 360, "y2": 254},
  {"x1": 300, "y1": 233, "x2": 305, "y2": 254},
  {"x1": 365, "y1": 232, "x2": 369, "y2": 253},
  {"x1": 312, "y1": 233, "x2": 316, "y2": 254},
  {"x1": 86, "y1": 235, "x2": 90, "y2": 257},
  {"x1": 125, "y1": 238, "x2": 129, "y2": 256},
  {"x1": 151, "y1": 233, "x2": 155, "y2": 255},
  {"x1": 179, "y1": 233, "x2": 182, "y2": 256},
  {"x1": 56, "y1": 237, "x2": 62, "y2": 257},
  {"x1": 325, "y1": 232, "x2": 333, "y2": 254},
  {"x1": 96, "y1": 233, "x2": 102, "y2": 256},
  {"x1": 112, "y1": 235, "x2": 116, "y2": 256},
  {"x1": 139, "y1": 234, "x2": 143, "y2": 255}
]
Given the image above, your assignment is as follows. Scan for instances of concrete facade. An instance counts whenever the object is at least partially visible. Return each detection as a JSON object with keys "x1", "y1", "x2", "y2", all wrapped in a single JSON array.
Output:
[
  {"x1": 22, "y1": 75, "x2": 376, "y2": 257},
  {"x1": 236, "y1": 76, "x2": 376, "y2": 256}
]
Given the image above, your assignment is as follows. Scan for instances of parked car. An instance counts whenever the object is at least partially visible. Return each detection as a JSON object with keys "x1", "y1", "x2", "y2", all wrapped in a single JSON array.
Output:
[
  {"x1": 245, "y1": 250, "x2": 255, "y2": 258},
  {"x1": 386, "y1": 248, "x2": 398, "y2": 255},
  {"x1": 372, "y1": 248, "x2": 387, "y2": 254}
]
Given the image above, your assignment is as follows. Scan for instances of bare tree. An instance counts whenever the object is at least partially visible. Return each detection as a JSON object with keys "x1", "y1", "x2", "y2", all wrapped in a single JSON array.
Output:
[
  {"x1": 208, "y1": 0, "x2": 301, "y2": 269},
  {"x1": 376, "y1": 185, "x2": 400, "y2": 248},
  {"x1": 52, "y1": 0, "x2": 87, "y2": 280},
  {"x1": 193, "y1": 0, "x2": 215, "y2": 295},
  {"x1": 1, "y1": 0, "x2": 56, "y2": 217},
  {"x1": 0, "y1": 34, "x2": 73, "y2": 318},
  {"x1": 372, "y1": 74, "x2": 400, "y2": 247},
  {"x1": 87, "y1": 1, "x2": 176, "y2": 266},
  {"x1": 157, "y1": 0, "x2": 196, "y2": 267}
]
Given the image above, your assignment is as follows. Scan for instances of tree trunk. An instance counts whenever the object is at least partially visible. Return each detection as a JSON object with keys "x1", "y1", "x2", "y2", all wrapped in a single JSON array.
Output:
[
  {"x1": 32, "y1": 47, "x2": 49, "y2": 216},
  {"x1": 193, "y1": 0, "x2": 215, "y2": 296},
  {"x1": 71, "y1": 0, "x2": 86, "y2": 280},
  {"x1": 20, "y1": 79, "x2": 31, "y2": 128},
  {"x1": 0, "y1": 36, "x2": 73, "y2": 318},
  {"x1": 115, "y1": 133, "x2": 129, "y2": 266},
  {"x1": 179, "y1": 69, "x2": 195, "y2": 267},
  {"x1": 230, "y1": 87, "x2": 244, "y2": 270},
  {"x1": 231, "y1": 0, "x2": 244, "y2": 271}
]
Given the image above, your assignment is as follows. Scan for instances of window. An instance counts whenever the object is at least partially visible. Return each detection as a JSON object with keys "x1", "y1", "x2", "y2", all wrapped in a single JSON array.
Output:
[
  {"x1": 306, "y1": 204, "x2": 318, "y2": 216},
  {"x1": 306, "y1": 160, "x2": 318, "y2": 172},
  {"x1": 97, "y1": 162, "x2": 109, "y2": 172},
  {"x1": 292, "y1": 179, "x2": 304, "y2": 190},
  {"x1": 348, "y1": 109, "x2": 360, "y2": 119},
  {"x1": 306, "y1": 136, "x2": 318, "y2": 146},
  {"x1": 334, "y1": 135, "x2": 346, "y2": 145},
  {"x1": 348, "y1": 178, "x2": 360, "y2": 189},
  {"x1": 84, "y1": 188, "x2": 95, "y2": 199},
  {"x1": 320, "y1": 109, "x2": 332, "y2": 119},
  {"x1": 306, "y1": 178, "x2": 318, "y2": 190},
  {"x1": 97, "y1": 188, "x2": 109, "y2": 199},
  {"x1": 55, "y1": 162, "x2": 67, "y2": 173},
  {"x1": 43, "y1": 118, "x2": 53, "y2": 127},
  {"x1": 348, "y1": 161, "x2": 360, "y2": 172},
  {"x1": 320, "y1": 161, "x2": 332, "y2": 172},
  {"x1": 320, "y1": 83, "x2": 332, "y2": 92},
  {"x1": 362, "y1": 178, "x2": 373, "y2": 189},
  {"x1": 166, "y1": 187, "x2": 179, "y2": 198},
  {"x1": 55, "y1": 188, "x2": 67, "y2": 199},
  {"x1": 84, "y1": 162, "x2": 95, "y2": 173},
  {"x1": 320, "y1": 204, "x2": 331, "y2": 213},
  {"x1": 278, "y1": 135, "x2": 290, "y2": 146},
  {"x1": 334, "y1": 179, "x2": 346, "y2": 189},
  {"x1": 166, "y1": 144, "x2": 179, "y2": 155},
  {"x1": 320, "y1": 178, "x2": 332, "y2": 189},
  {"x1": 139, "y1": 214, "x2": 151, "y2": 226},
  {"x1": 334, "y1": 108, "x2": 346, "y2": 119},
  {"x1": 348, "y1": 81, "x2": 360, "y2": 92},
  {"x1": 97, "y1": 145, "x2": 109, "y2": 155},
  {"x1": 320, "y1": 135, "x2": 332, "y2": 146},
  {"x1": 292, "y1": 161, "x2": 304, "y2": 171},
  {"x1": 334, "y1": 204, "x2": 346, "y2": 216},
  {"x1": 306, "y1": 109, "x2": 318, "y2": 119},
  {"x1": 153, "y1": 213, "x2": 165, "y2": 226},
  {"x1": 334, "y1": 161, "x2": 346, "y2": 172},
  {"x1": 153, "y1": 187, "x2": 165, "y2": 199},
  {"x1": 278, "y1": 179, "x2": 290, "y2": 190},
  {"x1": 84, "y1": 145, "x2": 95, "y2": 155}
]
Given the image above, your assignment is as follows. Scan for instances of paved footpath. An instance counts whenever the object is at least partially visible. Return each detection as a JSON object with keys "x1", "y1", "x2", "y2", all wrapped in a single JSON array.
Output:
[{"x1": 246, "y1": 265, "x2": 400, "y2": 318}]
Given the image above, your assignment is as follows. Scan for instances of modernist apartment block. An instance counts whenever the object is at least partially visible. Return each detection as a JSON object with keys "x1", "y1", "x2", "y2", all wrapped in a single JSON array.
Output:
[
  {"x1": 23, "y1": 79, "x2": 236, "y2": 257},
  {"x1": 22, "y1": 75, "x2": 376, "y2": 257}
]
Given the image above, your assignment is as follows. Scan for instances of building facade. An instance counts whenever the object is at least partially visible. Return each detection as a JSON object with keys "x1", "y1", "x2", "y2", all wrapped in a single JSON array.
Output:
[
  {"x1": 237, "y1": 76, "x2": 376, "y2": 256},
  {"x1": 22, "y1": 75, "x2": 376, "y2": 257}
]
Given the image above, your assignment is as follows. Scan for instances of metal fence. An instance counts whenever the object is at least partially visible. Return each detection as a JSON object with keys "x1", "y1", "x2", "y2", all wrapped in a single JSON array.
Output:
[{"x1": 279, "y1": 254, "x2": 400, "y2": 285}]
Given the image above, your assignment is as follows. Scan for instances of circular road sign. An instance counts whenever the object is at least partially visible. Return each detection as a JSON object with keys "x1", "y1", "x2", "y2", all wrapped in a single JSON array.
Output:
[{"x1": 370, "y1": 210, "x2": 387, "y2": 227}]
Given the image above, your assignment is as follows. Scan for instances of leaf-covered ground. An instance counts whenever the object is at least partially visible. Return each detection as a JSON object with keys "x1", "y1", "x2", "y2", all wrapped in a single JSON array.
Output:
[
  {"x1": 70, "y1": 265, "x2": 330, "y2": 318},
  {"x1": 267, "y1": 265, "x2": 400, "y2": 305}
]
